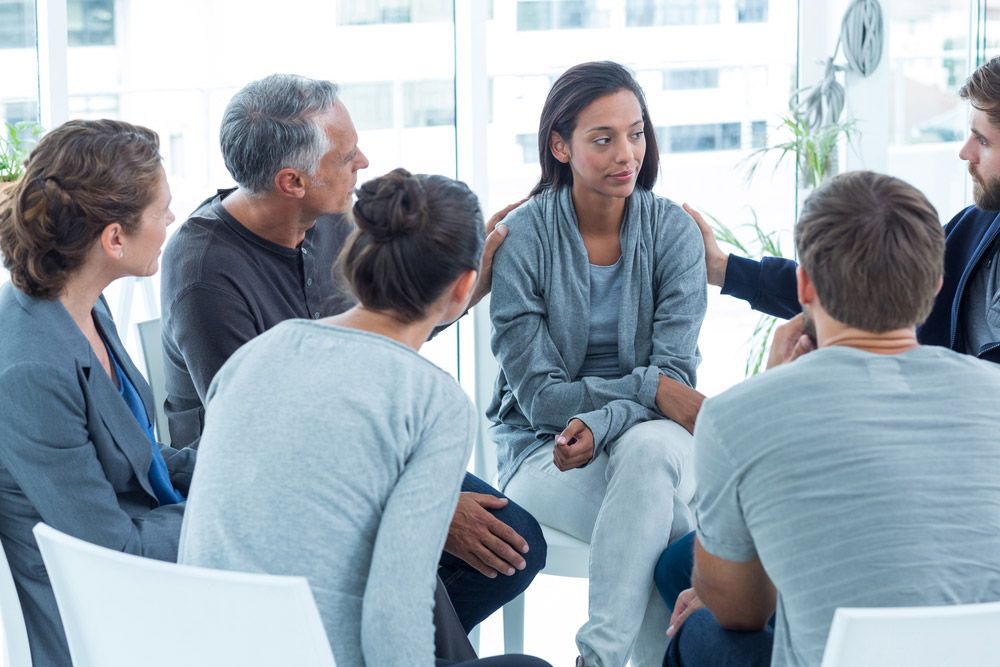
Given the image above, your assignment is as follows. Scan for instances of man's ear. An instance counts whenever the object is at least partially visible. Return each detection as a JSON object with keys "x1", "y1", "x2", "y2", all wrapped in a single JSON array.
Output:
[
  {"x1": 274, "y1": 168, "x2": 307, "y2": 199},
  {"x1": 796, "y1": 264, "x2": 816, "y2": 307},
  {"x1": 549, "y1": 132, "x2": 571, "y2": 164}
]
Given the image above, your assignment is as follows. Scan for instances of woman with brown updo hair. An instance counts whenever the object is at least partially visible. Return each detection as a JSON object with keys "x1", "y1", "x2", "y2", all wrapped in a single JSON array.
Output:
[
  {"x1": 178, "y1": 168, "x2": 549, "y2": 667},
  {"x1": 0, "y1": 119, "x2": 196, "y2": 667}
]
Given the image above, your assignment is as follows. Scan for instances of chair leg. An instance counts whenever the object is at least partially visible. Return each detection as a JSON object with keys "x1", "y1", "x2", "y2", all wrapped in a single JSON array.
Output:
[{"x1": 503, "y1": 592, "x2": 526, "y2": 654}]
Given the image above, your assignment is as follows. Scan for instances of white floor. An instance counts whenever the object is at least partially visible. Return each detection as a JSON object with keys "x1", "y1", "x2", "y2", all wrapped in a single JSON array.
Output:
[{"x1": 477, "y1": 573, "x2": 591, "y2": 666}]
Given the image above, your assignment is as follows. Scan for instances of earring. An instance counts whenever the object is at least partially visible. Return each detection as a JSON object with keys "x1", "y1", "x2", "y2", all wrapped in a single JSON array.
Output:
[{"x1": 118, "y1": 250, "x2": 124, "y2": 259}]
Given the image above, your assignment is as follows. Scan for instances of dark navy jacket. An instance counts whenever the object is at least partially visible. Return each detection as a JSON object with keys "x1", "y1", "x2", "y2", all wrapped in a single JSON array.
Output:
[{"x1": 721, "y1": 205, "x2": 1000, "y2": 364}]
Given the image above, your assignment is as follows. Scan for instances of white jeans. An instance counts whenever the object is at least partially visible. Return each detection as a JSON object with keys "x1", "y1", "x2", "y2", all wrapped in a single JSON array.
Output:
[{"x1": 503, "y1": 419, "x2": 695, "y2": 667}]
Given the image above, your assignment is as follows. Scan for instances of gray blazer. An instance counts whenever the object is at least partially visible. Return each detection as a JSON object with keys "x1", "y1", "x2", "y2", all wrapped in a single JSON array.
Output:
[
  {"x1": 487, "y1": 187, "x2": 707, "y2": 488},
  {"x1": 0, "y1": 283, "x2": 196, "y2": 667}
]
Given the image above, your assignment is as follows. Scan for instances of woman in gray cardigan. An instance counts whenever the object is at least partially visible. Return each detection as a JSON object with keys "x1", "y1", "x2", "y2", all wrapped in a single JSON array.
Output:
[{"x1": 487, "y1": 62, "x2": 707, "y2": 667}]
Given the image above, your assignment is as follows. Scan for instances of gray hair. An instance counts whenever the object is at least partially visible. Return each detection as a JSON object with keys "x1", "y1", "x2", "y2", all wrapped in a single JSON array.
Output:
[{"x1": 220, "y1": 74, "x2": 340, "y2": 194}]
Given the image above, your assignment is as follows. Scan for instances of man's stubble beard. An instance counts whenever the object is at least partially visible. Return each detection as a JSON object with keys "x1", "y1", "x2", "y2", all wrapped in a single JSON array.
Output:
[{"x1": 971, "y1": 166, "x2": 1000, "y2": 211}]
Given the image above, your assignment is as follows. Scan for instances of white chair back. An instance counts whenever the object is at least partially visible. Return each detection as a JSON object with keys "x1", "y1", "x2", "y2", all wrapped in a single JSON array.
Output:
[
  {"x1": 821, "y1": 601, "x2": 1000, "y2": 667},
  {"x1": 32, "y1": 523, "x2": 336, "y2": 667},
  {"x1": 0, "y1": 536, "x2": 32, "y2": 666}
]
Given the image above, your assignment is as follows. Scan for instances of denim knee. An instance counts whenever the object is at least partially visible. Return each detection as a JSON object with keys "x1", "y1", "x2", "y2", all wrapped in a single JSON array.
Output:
[
  {"x1": 654, "y1": 531, "x2": 695, "y2": 610},
  {"x1": 461, "y1": 473, "x2": 548, "y2": 577}
]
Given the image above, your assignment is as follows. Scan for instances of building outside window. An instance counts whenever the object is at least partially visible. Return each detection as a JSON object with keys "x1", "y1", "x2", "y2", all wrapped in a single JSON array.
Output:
[
  {"x1": 0, "y1": 0, "x2": 36, "y2": 49},
  {"x1": 68, "y1": 94, "x2": 119, "y2": 119},
  {"x1": 516, "y1": 0, "x2": 608, "y2": 31},
  {"x1": 3, "y1": 99, "x2": 38, "y2": 125},
  {"x1": 339, "y1": 82, "x2": 394, "y2": 131},
  {"x1": 336, "y1": 0, "x2": 451, "y2": 25},
  {"x1": 750, "y1": 119, "x2": 767, "y2": 149},
  {"x1": 403, "y1": 80, "x2": 454, "y2": 127},
  {"x1": 626, "y1": 0, "x2": 720, "y2": 26},
  {"x1": 515, "y1": 133, "x2": 536, "y2": 164},
  {"x1": 736, "y1": 0, "x2": 768, "y2": 23},
  {"x1": 660, "y1": 122, "x2": 741, "y2": 152},
  {"x1": 664, "y1": 68, "x2": 720, "y2": 90},
  {"x1": 68, "y1": 0, "x2": 114, "y2": 46}
]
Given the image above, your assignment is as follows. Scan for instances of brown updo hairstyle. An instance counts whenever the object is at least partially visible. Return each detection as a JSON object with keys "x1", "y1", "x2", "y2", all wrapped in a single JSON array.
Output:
[
  {"x1": 340, "y1": 168, "x2": 485, "y2": 322},
  {"x1": 0, "y1": 119, "x2": 162, "y2": 299}
]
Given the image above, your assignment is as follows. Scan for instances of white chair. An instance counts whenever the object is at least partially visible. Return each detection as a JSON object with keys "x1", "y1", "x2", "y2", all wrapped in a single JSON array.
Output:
[
  {"x1": 501, "y1": 523, "x2": 590, "y2": 653},
  {"x1": 136, "y1": 318, "x2": 170, "y2": 445},
  {"x1": 0, "y1": 536, "x2": 32, "y2": 667},
  {"x1": 32, "y1": 523, "x2": 337, "y2": 667},
  {"x1": 469, "y1": 308, "x2": 592, "y2": 654},
  {"x1": 820, "y1": 600, "x2": 1000, "y2": 667}
]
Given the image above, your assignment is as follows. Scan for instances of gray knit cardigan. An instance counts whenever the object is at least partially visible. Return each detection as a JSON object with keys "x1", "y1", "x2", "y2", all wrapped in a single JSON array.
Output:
[{"x1": 487, "y1": 186, "x2": 707, "y2": 488}]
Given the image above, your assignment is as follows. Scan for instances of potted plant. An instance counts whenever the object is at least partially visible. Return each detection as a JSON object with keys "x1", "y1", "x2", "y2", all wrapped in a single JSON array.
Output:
[
  {"x1": 1, "y1": 120, "x2": 43, "y2": 188},
  {"x1": 710, "y1": 111, "x2": 857, "y2": 377}
]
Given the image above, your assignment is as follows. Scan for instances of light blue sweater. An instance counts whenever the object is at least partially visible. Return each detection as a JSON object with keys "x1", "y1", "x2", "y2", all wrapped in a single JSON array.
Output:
[
  {"x1": 179, "y1": 320, "x2": 475, "y2": 667},
  {"x1": 487, "y1": 186, "x2": 707, "y2": 488}
]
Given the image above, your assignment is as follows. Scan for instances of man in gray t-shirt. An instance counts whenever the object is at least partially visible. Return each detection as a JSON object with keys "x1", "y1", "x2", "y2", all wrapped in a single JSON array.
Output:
[{"x1": 665, "y1": 172, "x2": 1000, "y2": 667}]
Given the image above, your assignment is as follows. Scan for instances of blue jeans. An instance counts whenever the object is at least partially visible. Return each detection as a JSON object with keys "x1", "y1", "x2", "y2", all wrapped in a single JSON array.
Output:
[
  {"x1": 438, "y1": 473, "x2": 547, "y2": 632},
  {"x1": 654, "y1": 530, "x2": 695, "y2": 611},
  {"x1": 663, "y1": 608, "x2": 773, "y2": 667}
]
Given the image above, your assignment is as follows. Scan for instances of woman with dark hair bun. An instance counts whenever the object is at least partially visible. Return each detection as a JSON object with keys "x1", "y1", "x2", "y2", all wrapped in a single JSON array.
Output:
[
  {"x1": 487, "y1": 61, "x2": 707, "y2": 666},
  {"x1": 179, "y1": 168, "x2": 550, "y2": 667},
  {"x1": 0, "y1": 119, "x2": 196, "y2": 667}
]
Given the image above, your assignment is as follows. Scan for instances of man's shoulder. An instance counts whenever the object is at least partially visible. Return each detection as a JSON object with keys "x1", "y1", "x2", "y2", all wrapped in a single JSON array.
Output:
[
  {"x1": 162, "y1": 193, "x2": 261, "y2": 290},
  {"x1": 945, "y1": 205, "x2": 1000, "y2": 236}
]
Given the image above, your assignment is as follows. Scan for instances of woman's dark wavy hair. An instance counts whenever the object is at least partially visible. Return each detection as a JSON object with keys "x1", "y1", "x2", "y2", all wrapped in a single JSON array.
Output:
[
  {"x1": 339, "y1": 168, "x2": 485, "y2": 322},
  {"x1": 530, "y1": 61, "x2": 660, "y2": 197},
  {"x1": 0, "y1": 119, "x2": 162, "y2": 298}
]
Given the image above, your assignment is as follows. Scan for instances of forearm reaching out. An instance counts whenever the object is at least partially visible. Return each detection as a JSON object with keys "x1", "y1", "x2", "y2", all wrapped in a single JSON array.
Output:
[{"x1": 655, "y1": 375, "x2": 705, "y2": 434}]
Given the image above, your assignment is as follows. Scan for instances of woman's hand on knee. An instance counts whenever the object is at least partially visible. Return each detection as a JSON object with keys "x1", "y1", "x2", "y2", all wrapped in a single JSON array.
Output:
[{"x1": 553, "y1": 419, "x2": 595, "y2": 471}]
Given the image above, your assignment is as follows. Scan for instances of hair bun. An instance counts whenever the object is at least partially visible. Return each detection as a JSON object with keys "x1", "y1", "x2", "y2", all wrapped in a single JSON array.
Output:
[{"x1": 352, "y1": 167, "x2": 429, "y2": 243}]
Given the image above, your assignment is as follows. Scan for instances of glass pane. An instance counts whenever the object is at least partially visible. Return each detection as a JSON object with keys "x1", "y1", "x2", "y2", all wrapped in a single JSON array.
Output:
[
  {"x1": 886, "y1": 0, "x2": 972, "y2": 222},
  {"x1": 0, "y1": 0, "x2": 39, "y2": 286}
]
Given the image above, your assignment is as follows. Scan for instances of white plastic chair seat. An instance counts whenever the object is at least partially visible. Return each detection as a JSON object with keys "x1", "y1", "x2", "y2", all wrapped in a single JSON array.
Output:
[
  {"x1": 501, "y1": 522, "x2": 590, "y2": 654},
  {"x1": 32, "y1": 522, "x2": 336, "y2": 667},
  {"x1": 821, "y1": 600, "x2": 1000, "y2": 667}
]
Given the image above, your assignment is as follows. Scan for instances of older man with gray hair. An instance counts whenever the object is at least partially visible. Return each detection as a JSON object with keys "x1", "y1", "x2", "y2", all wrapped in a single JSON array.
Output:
[{"x1": 160, "y1": 73, "x2": 544, "y2": 662}]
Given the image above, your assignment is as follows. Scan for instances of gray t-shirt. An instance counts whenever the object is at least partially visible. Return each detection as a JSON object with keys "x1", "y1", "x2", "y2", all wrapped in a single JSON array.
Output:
[
  {"x1": 962, "y1": 237, "x2": 1000, "y2": 356},
  {"x1": 576, "y1": 258, "x2": 624, "y2": 380},
  {"x1": 178, "y1": 320, "x2": 475, "y2": 667},
  {"x1": 695, "y1": 345, "x2": 1000, "y2": 667}
]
